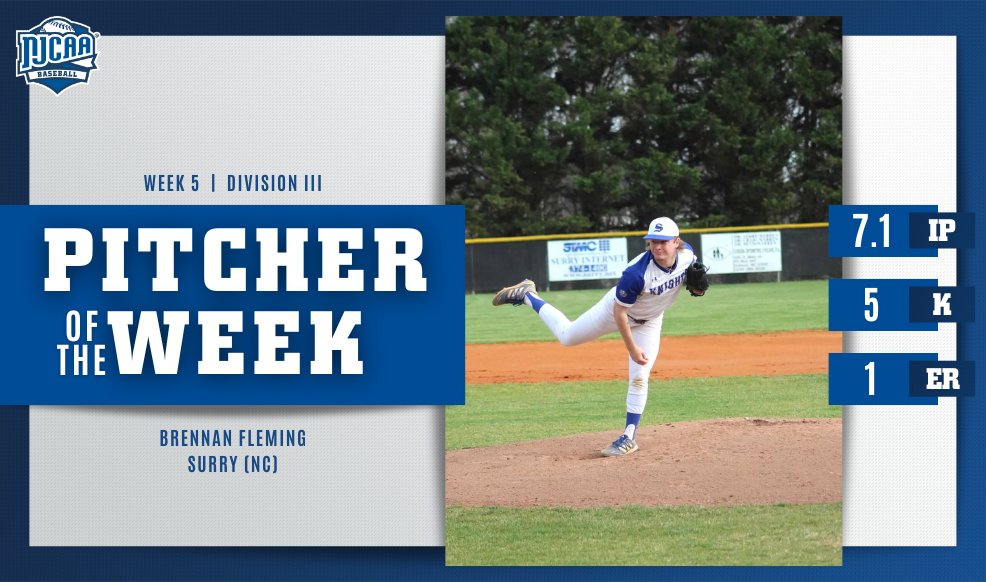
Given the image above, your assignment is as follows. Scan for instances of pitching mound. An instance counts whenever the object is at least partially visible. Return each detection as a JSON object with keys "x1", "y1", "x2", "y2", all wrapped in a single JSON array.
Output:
[
  {"x1": 467, "y1": 330, "x2": 840, "y2": 384},
  {"x1": 446, "y1": 418, "x2": 841, "y2": 508}
]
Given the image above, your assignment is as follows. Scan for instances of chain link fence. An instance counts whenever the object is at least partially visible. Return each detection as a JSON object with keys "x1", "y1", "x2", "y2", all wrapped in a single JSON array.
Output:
[{"x1": 466, "y1": 225, "x2": 839, "y2": 293}]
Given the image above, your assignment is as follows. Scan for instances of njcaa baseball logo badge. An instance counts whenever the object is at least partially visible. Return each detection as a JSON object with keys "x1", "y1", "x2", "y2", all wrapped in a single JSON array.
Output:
[{"x1": 16, "y1": 17, "x2": 98, "y2": 94}]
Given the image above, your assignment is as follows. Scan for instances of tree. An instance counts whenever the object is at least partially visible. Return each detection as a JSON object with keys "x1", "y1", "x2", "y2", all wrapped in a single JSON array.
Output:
[{"x1": 446, "y1": 16, "x2": 842, "y2": 237}]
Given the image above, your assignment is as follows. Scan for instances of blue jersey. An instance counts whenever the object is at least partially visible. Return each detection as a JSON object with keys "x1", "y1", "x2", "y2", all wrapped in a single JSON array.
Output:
[{"x1": 613, "y1": 243, "x2": 696, "y2": 321}]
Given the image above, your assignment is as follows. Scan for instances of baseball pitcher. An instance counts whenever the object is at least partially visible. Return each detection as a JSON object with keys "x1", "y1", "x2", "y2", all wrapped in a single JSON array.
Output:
[{"x1": 492, "y1": 217, "x2": 710, "y2": 456}]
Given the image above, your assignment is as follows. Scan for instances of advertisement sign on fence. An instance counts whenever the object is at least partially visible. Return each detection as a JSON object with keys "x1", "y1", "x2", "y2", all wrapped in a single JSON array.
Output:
[
  {"x1": 547, "y1": 238, "x2": 628, "y2": 281},
  {"x1": 701, "y1": 231, "x2": 783, "y2": 274}
]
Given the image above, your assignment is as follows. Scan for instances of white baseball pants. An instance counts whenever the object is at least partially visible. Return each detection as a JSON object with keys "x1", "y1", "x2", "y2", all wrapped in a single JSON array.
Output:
[{"x1": 537, "y1": 287, "x2": 663, "y2": 414}]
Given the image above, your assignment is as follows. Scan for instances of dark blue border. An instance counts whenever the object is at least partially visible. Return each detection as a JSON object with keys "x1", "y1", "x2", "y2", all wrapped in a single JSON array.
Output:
[{"x1": 2, "y1": 1, "x2": 984, "y2": 580}]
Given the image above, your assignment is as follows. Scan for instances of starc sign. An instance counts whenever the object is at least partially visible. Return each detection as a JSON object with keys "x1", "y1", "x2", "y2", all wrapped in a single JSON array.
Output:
[{"x1": 548, "y1": 238, "x2": 628, "y2": 282}]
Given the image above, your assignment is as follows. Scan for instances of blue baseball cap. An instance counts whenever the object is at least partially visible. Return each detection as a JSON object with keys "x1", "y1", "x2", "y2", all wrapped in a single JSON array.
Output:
[{"x1": 643, "y1": 217, "x2": 680, "y2": 240}]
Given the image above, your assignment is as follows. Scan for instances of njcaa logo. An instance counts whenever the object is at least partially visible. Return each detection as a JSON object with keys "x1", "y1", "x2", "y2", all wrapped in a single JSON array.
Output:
[{"x1": 16, "y1": 17, "x2": 98, "y2": 94}]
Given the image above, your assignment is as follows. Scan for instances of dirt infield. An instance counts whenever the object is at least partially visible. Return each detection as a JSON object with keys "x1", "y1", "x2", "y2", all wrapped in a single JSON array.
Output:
[
  {"x1": 466, "y1": 330, "x2": 840, "y2": 384},
  {"x1": 450, "y1": 330, "x2": 842, "y2": 508},
  {"x1": 446, "y1": 418, "x2": 842, "y2": 508}
]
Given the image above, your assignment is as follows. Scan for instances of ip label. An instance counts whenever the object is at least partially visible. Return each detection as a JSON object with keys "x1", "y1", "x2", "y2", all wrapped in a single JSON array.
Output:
[{"x1": 909, "y1": 212, "x2": 975, "y2": 248}]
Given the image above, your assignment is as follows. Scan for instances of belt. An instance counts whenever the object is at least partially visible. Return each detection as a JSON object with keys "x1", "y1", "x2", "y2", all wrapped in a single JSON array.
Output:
[{"x1": 627, "y1": 315, "x2": 648, "y2": 325}]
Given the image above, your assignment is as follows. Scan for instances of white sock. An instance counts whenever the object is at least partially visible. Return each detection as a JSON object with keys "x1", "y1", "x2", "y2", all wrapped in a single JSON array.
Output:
[{"x1": 623, "y1": 425, "x2": 636, "y2": 440}]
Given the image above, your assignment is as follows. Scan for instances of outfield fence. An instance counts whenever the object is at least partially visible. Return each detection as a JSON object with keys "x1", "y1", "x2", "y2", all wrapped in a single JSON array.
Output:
[{"x1": 466, "y1": 223, "x2": 839, "y2": 293}]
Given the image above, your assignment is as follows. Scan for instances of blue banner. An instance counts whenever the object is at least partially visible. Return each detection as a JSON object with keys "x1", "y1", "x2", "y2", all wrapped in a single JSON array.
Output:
[
  {"x1": 829, "y1": 205, "x2": 938, "y2": 257},
  {"x1": 909, "y1": 212, "x2": 976, "y2": 249},
  {"x1": 909, "y1": 360, "x2": 976, "y2": 397},
  {"x1": 909, "y1": 286, "x2": 976, "y2": 323},
  {"x1": 0, "y1": 205, "x2": 465, "y2": 405},
  {"x1": 829, "y1": 279, "x2": 938, "y2": 331},
  {"x1": 830, "y1": 353, "x2": 938, "y2": 405}
]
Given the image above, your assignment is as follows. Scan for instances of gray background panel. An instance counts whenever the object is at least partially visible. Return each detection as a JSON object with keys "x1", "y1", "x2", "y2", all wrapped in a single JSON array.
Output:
[
  {"x1": 30, "y1": 36, "x2": 445, "y2": 547},
  {"x1": 842, "y1": 36, "x2": 956, "y2": 546}
]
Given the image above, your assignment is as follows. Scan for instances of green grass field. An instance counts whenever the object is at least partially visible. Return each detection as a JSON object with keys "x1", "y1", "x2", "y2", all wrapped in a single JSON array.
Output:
[
  {"x1": 467, "y1": 279, "x2": 828, "y2": 344},
  {"x1": 450, "y1": 280, "x2": 839, "y2": 566},
  {"x1": 447, "y1": 503, "x2": 842, "y2": 566},
  {"x1": 448, "y1": 374, "x2": 838, "y2": 450}
]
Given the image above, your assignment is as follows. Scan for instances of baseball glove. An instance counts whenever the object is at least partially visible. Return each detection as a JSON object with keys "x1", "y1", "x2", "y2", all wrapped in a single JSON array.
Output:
[{"x1": 685, "y1": 261, "x2": 710, "y2": 297}]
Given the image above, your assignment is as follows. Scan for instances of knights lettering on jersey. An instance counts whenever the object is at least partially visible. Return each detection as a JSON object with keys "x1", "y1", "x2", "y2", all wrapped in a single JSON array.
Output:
[
  {"x1": 614, "y1": 246, "x2": 696, "y2": 321},
  {"x1": 649, "y1": 271, "x2": 687, "y2": 295}
]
